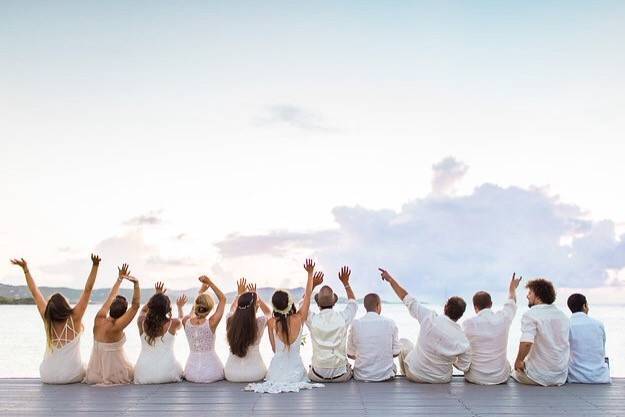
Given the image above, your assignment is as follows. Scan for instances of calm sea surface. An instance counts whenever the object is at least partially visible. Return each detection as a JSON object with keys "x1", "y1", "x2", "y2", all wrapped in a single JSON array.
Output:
[{"x1": 1, "y1": 303, "x2": 624, "y2": 378}]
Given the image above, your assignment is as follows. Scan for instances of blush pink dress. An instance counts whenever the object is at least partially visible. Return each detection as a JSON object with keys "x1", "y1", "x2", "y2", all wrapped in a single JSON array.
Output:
[{"x1": 183, "y1": 320, "x2": 224, "y2": 383}]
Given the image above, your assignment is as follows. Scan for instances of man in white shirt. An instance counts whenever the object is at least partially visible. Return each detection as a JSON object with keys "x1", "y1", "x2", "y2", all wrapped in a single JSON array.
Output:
[
  {"x1": 347, "y1": 293, "x2": 401, "y2": 382},
  {"x1": 379, "y1": 268, "x2": 471, "y2": 384},
  {"x1": 462, "y1": 273, "x2": 521, "y2": 385},
  {"x1": 567, "y1": 293, "x2": 610, "y2": 384},
  {"x1": 306, "y1": 266, "x2": 358, "y2": 383},
  {"x1": 513, "y1": 278, "x2": 570, "y2": 386}
]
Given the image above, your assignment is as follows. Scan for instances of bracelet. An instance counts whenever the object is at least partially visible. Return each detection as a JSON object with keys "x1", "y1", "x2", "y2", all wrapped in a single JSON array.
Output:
[{"x1": 344, "y1": 284, "x2": 351, "y2": 289}]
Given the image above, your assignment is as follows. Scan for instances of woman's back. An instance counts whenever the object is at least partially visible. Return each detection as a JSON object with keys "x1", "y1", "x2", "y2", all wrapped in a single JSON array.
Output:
[
  {"x1": 225, "y1": 315, "x2": 267, "y2": 382},
  {"x1": 134, "y1": 320, "x2": 182, "y2": 384},
  {"x1": 183, "y1": 319, "x2": 224, "y2": 383}
]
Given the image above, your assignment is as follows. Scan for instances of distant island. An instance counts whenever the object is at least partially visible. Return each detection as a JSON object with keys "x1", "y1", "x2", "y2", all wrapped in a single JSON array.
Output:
[{"x1": 0, "y1": 283, "x2": 402, "y2": 305}]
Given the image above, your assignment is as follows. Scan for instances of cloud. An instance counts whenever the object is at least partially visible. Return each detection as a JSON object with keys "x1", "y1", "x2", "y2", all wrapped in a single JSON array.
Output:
[
  {"x1": 257, "y1": 104, "x2": 336, "y2": 132},
  {"x1": 214, "y1": 158, "x2": 625, "y2": 299},
  {"x1": 123, "y1": 211, "x2": 163, "y2": 226},
  {"x1": 38, "y1": 230, "x2": 204, "y2": 288},
  {"x1": 431, "y1": 156, "x2": 468, "y2": 196}
]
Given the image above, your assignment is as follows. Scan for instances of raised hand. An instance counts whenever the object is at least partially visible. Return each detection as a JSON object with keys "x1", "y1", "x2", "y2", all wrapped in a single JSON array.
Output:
[
  {"x1": 176, "y1": 294, "x2": 188, "y2": 308},
  {"x1": 312, "y1": 271, "x2": 324, "y2": 288},
  {"x1": 198, "y1": 275, "x2": 212, "y2": 285},
  {"x1": 91, "y1": 253, "x2": 101, "y2": 266},
  {"x1": 246, "y1": 282, "x2": 257, "y2": 293},
  {"x1": 118, "y1": 263, "x2": 130, "y2": 279},
  {"x1": 378, "y1": 268, "x2": 393, "y2": 283},
  {"x1": 304, "y1": 259, "x2": 315, "y2": 273},
  {"x1": 155, "y1": 281, "x2": 166, "y2": 294},
  {"x1": 509, "y1": 273, "x2": 522, "y2": 293},
  {"x1": 10, "y1": 258, "x2": 28, "y2": 272},
  {"x1": 237, "y1": 277, "x2": 247, "y2": 295},
  {"x1": 338, "y1": 266, "x2": 351, "y2": 285},
  {"x1": 124, "y1": 274, "x2": 139, "y2": 284}
]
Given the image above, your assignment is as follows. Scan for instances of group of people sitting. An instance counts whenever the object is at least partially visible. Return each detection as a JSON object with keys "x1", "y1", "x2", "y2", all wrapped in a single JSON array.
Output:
[{"x1": 10, "y1": 254, "x2": 610, "y2": 393}]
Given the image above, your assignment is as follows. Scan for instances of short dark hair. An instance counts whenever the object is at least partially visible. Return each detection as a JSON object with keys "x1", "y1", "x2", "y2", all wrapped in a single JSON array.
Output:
[
  {"x1": 526, "y1": 278, "x2": 556, "y2": 305},
  {"x1": 363, "y1": 293, "x2": 381, "y2": 312},
  {"x1": 567, "y1": 293, "x2": 587, "y2": 313},
  {"x1": 444, "y1": 296, "x2": 466, "y2": 321},
  {"x1": 109, "y1": 295, "x2": 128, "y2": 319},
  {"x1": 472, "y1": 291, "x2": 492, "y2": 311}
]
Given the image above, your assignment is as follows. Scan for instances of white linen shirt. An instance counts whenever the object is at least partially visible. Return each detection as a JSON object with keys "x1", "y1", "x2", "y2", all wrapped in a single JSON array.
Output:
[
  {"x1": 520, "y1": 303, "x2": 570, "y2": 386},
  {"x1": 568, "y1": 312, "x2": 610, "y2": 384},
  {"x1": 347, "y1": 312, "x2": 401, "y2": 382},
  {"x1": 462, "y1": 299, "x2": 517, "y2": 385},
  {"x1": 403, "y1": 295, "x2": 471, "y2": 383},
  {"x1": 306, "y1": 300, "x2": 358, "y2": 378}
]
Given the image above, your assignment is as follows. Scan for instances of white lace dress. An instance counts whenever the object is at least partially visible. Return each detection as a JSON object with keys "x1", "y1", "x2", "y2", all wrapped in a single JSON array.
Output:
[
  {"x1": 134, "y1": 322, "x2": 183, "y2": 384},
  {"x1": 245, "y1": 327, "x2": 323, "y2": 394}
]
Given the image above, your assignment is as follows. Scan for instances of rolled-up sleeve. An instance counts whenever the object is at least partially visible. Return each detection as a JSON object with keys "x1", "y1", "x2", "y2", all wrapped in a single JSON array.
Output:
[
  {"x1": 520, "y1": 312, "x2": 537, "y2": 343},
  {"x1": 403, "y1": 295, "x2": 433, "y2": 324}
]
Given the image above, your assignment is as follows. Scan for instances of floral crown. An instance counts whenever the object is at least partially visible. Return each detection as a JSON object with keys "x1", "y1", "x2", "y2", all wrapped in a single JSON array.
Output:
[
  {"x1": 272, "y1": 289, "x2": 294, "y2": 315},
  {"x1": 237, "y1": 292, "x2": 257, "y2": 310}
]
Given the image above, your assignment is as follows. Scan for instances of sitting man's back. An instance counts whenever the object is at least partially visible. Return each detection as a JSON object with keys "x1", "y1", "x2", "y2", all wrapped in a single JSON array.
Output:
[
  {"x1": 379, "y1": 268, "x2": 471, "y2": 384},
  {"x1": 307, "y1": 266, "x2": 357, "y2": 382},
  {"x1": 347, "y1": 293, "x2": 401, "y2": 382},
  {"x1": 567, "y1": 293, "x2": 610, "y2": 384},
  {"x1": 462, "y1": 273, "x2": 521, "y2": 385},
  {"x1": 513, "y1": 278, "x2": 570, "y2": 386}
]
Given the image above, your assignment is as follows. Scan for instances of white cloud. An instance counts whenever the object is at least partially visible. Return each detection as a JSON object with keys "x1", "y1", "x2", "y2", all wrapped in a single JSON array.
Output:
[
  {"x1": 214, "y1": 158, "x2": 625, "y2": 299},
  {"x1": 431, "y1": 156, "x2": 468, "y2": 196}
]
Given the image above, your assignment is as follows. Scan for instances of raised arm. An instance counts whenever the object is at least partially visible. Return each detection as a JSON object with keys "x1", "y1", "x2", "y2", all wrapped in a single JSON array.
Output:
[
  {"x1": 297, "y1": 259, "x2": 317, "y2": 321},
  {"x1": 111, "y1": 274, "x2": 141, "y2": 331},
  {"x1": 338, "y1": 266, "x2": 355, "y2": 300},
  {"x1": 201, "y1": 275, "x2": 227, "y2": 333},
  {"x1": 10, "y1": 258, "x2": 47, "y2": 317},
  {"x1": 379, "y1": 268, "x2": 408, "y2": 301},
  {"x1": 74, "y1": 254, "x2": 101, "y2": 319},
  {"x1": 247, "y1": 282, "x2": 271, "y2": 317},
  {"x1": 96, "y1": 263, "x2": 128, "y2": 319},
  {"x1": 508, "y1": 273, "x2": 522, "y2": 303},
  {"x1": 176, "y1": 294, "x2": 188, "y2": 321}
]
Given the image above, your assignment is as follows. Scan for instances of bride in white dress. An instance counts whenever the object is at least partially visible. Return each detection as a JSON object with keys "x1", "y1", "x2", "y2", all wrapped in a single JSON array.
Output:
[{"x1": 246, "y1": 259, "x2": 324, "y2": 394}]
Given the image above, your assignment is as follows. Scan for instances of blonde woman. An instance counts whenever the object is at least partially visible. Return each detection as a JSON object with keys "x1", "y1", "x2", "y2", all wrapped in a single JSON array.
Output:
[
  {"x1": 10, "y1": 254, "x2": 101, "y2": 384},
  {"x1": 177, "y1": 275, "x2": 226, "y2": 383}
]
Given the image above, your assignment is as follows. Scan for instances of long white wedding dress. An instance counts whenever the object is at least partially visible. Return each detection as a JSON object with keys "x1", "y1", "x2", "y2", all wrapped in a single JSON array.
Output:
[{"x1": 245, "y1": 327, "x2": 323, "y2": 394}]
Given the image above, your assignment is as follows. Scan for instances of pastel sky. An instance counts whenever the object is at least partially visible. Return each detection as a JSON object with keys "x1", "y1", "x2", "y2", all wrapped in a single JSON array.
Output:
[{"x1": 2, "y1": 1, "x2": 624, "y2": 303}]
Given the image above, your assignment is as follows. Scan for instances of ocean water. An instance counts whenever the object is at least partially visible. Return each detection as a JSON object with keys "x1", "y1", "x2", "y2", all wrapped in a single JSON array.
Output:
[{"x1": 1, "y1": 302, "x2": 624, "y2": 378}]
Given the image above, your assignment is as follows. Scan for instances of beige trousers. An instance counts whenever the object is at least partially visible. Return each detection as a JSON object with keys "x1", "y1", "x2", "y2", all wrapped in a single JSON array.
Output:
[
  {"x1": 398, "y1": 338, "x2": 424, "y2": 383},
  {"x1": 308, "y1": 364, "x2": 353, "y2": 383}
]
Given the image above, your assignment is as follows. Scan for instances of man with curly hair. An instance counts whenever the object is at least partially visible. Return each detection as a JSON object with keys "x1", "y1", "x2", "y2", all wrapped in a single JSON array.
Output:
[{"x1": 513, "y1": 278, "x2": 570, "y2": 386}]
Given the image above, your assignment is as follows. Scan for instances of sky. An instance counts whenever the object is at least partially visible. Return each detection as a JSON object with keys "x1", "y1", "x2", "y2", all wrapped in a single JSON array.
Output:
[{"x1": 1, "y1": 1, "x2": 625, "y2": 303}]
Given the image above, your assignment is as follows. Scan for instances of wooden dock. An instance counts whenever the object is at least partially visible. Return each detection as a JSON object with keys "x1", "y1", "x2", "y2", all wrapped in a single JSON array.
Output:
[{"x1": 1, "y1": 377, "x2": 623, "y2": 416}]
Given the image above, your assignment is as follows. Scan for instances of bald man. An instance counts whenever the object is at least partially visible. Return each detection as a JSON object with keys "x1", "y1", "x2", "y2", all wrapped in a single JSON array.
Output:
[{"x1": 347, "y1": 293, "x2": 401, "y2": 381}]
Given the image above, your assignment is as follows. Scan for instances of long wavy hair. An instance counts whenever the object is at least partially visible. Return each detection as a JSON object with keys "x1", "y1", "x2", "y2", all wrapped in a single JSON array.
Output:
[
  {"x1": 43, "y1": 293, "x2": 74, "y2": 349},
  {"x1": 271, "y1": 290, "x2": 297, "y2": 346},
  {"x1": 143, "y1": 293, "x2": 172, "y2": 346},
  {"x1": 226, "y1": 292, "x2": 258, "y2": 357}
]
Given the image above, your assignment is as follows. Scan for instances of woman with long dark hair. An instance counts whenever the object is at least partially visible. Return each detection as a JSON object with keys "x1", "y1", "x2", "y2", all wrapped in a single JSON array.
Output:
[
  {"x1": 133, "y1": 282, "x2": 183, "y2": 384},
  {"x1": 85, "y1": 263, "x2": 140, "y2": 385},
  {"x1": 10, "y1": 254, "x2": 101, "y2": 384},
  {"x1": 177, "y1": 275, "x2": 227, "y2": 383},
  {"x1": 246, "y1": 259, "x2": 323, "y2": 393},
  {"x1": 224, "y1": 278, "x2": 272, "y2": 382}
]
